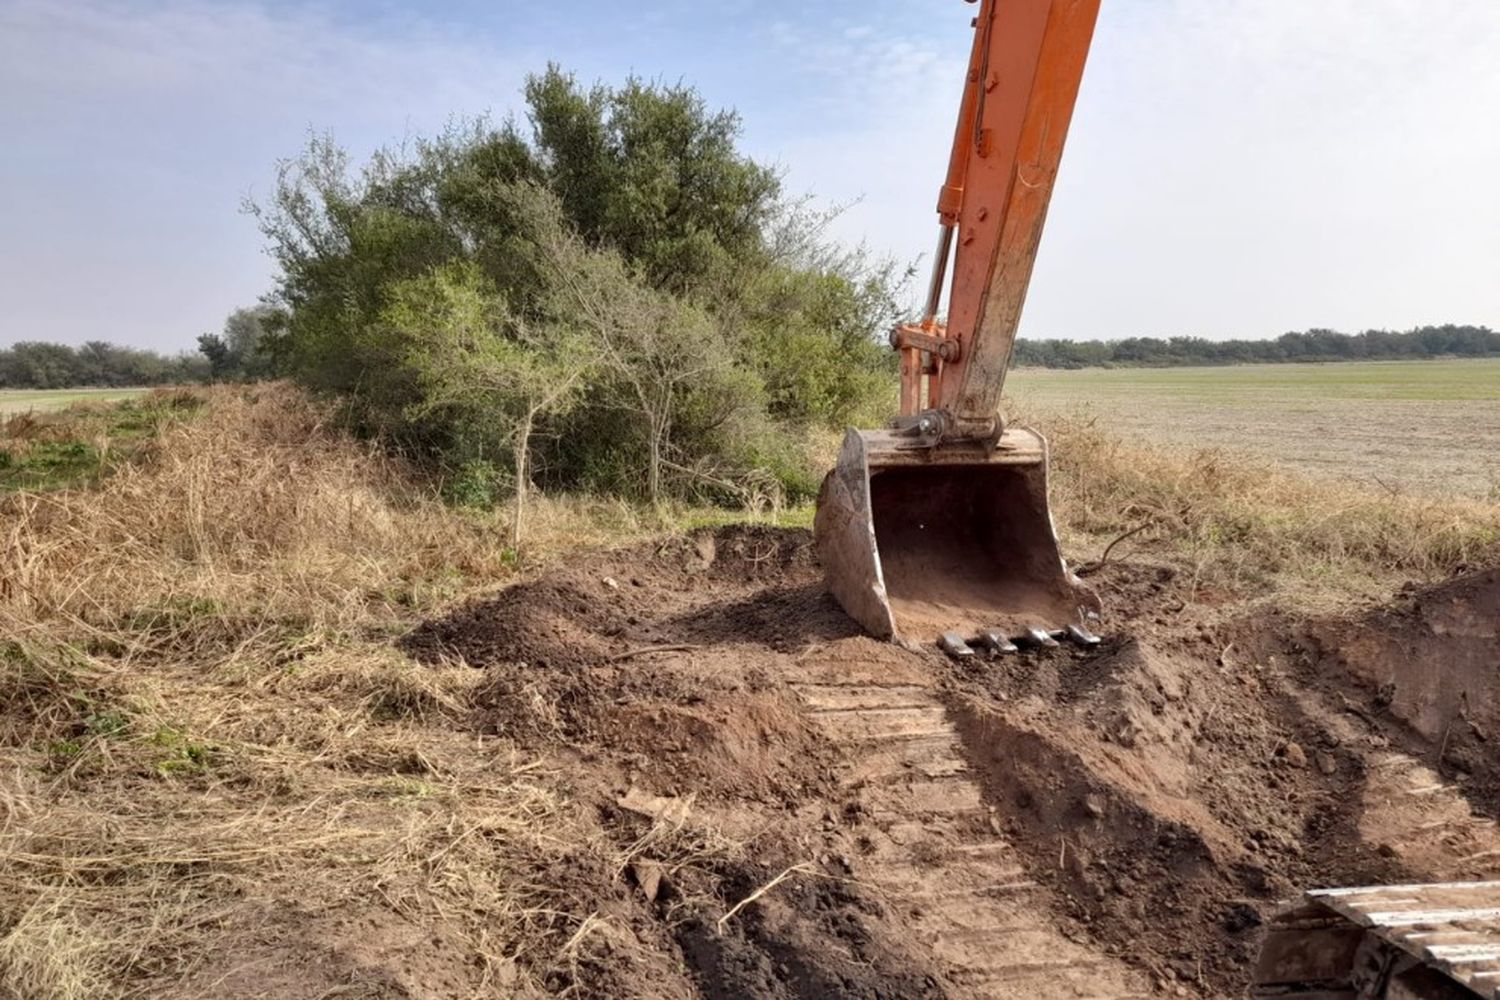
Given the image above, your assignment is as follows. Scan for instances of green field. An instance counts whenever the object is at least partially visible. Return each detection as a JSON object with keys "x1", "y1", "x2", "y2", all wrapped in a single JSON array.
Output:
[
  {"x1": 1008, "y1": 358, "x2": 1500, "y2": 500},
  {"x1": 0, "y1": 388, "x2": 193, "y2": 492},
  {"x1": 1011, "y1": 357, "x2": 1500, "y2": 402},
  {"x1": 0, "y1": 387, "x2": 150, "y2": 415}
]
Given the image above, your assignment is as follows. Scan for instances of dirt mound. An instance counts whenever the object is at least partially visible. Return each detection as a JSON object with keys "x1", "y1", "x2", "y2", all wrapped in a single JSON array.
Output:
[
  {"x1": 1274, "y1": 566, "x2": 1500, "y2": 847},
  {"x1": 946, "y1": 638, "x2": 1405, "y2": 991},
  {"x1": 1300, "y1": 567, "x2": 1500, "y2": 766},
  {"x1": 398, "y1": 526, "x2": 1500, "y2": 998},
  {"x1": 402, "y1": 525, "x2": 842, "y2": 671}
]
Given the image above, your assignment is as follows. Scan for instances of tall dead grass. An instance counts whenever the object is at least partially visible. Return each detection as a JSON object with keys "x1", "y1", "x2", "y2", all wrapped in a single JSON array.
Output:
[
  {"x1": 0, "y1": 384, "x2": 696, "y2": 999},
  {"x1": 2, "y1": 383, "x2": 518, "y2": 638},
  {"x1": 1043, "y1": 412, "x2": 1500, "y2": 598}
]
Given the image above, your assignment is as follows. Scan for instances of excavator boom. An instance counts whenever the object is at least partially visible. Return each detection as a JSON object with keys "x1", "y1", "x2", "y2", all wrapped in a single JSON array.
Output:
[
  {"x1": 816, "y1": 0, "x2": 1101, "y2": 647},
  {"x1": 914, "y1": 0, "x2": 1101, "y2": 423}
]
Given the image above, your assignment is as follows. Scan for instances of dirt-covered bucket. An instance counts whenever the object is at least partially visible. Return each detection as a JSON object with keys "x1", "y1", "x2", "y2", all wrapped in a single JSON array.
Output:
[{"x1": 813, "y1": 425, "x2": 1095, "y2": 644}]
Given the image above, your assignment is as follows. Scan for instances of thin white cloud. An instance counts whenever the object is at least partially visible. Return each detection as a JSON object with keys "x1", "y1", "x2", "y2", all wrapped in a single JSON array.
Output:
[
  {"x1": 0, "y1": 0, "x2": 529, "y2": 134},
  {"x1": 758, "y1": 0, "x2": 1500, "y2": 338}
]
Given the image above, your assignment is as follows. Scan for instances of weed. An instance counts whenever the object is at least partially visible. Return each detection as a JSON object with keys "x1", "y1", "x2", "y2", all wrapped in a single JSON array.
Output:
[
  {"x1": 374, "y1": 776, "x2": 438, "y2": 800},
  {"x1": 443, "y1": 457, "x2": 504, "y2": 509},
  {"x1": 84, "y1": 711, "x2": 128, "y2": 738},
  {"x1": 46, "y1": 739, "x2": 83, "y2": 760},
  {"x1": 148, "y1": 727, "x2": 214, "y2": 776}
]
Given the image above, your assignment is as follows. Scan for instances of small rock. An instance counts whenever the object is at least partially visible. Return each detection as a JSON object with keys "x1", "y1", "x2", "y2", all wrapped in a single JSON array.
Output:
[
  {"x1": 1082, "y1": 793, "x2": 1106, "y2": 818},
  {"x1": 1315, "y1": 751, "x2": 1338, "y2": 775},
  {"x1": 1282, "y1": 741, "x2": 1307, "y2": 768},
  {"x1": 602, "y1": 576, "x2": 619, "y2": 589},
  {"x1": 1223, "y1": 902, "x2": 1263, "y2": 932}
]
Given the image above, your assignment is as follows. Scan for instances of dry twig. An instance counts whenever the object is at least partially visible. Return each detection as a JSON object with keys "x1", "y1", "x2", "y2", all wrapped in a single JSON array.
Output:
[{"x1": 717, "y1": 863, "x2": 813, "y2": 933}]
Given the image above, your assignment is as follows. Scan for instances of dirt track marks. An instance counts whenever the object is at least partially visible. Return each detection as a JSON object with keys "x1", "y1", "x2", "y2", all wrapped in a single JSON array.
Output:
[{"x1": 793, "y1": 647, "x2": 1157, "y2": 998}]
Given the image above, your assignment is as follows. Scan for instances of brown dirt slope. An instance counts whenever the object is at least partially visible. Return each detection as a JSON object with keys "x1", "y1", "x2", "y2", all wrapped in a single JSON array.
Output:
[{"x1": 402, "y1": 526, "x2": 1500, "y2": 998}]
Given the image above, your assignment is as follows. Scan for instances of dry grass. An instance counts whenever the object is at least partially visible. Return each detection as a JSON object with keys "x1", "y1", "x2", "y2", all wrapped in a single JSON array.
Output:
[
  {"x1": 0, "y1": 384, "x2": 725, "y2": 1000},
  {"x1": 1009, "y1": 359, "x2": 1500, "y2": 501},
  {"x1": 3, "y1": 383, "x2": 516, "y2": 641},
  {"x1": 3, "y1": 382, "x2": 1498, "y2": 997},
  {"x1": 1042, "y1": 411, "x2": 1500, "y2": 604}
]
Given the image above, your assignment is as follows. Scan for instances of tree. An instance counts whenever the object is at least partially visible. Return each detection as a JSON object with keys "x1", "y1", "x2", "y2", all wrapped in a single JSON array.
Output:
[
  {"x1": 198, "y1": 305, "x2": 281, "y2": 381},
  {"x1": 385, "y1": 258, "x2": 590, "y2": 545},
  {"x1": 0, "y1": 341, "x2": 206, "y2": 388},
  {"x1": 525, "y1": 65, "x2": 781, "y2": 297},
  {"x1": 1, "y1": 342, "x2": 82, "y2": 388},
  {"x1": 197, "y1": 333, "x2": 234, "y2": 379},
  {"x1": 524, "y1": 186, "x2": 736, "y2": 507},
  {"x1": 222, "y1": 306, "x2": 279, "y2": 378},
  {"x1": 249, "y1": 69, "x2": 909, "y2": 505}
]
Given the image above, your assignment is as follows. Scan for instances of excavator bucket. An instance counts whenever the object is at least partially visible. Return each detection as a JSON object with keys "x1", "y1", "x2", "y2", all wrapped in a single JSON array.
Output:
[{"x1": 814, "y1": 425, "x2": 1094, "y2": 645}]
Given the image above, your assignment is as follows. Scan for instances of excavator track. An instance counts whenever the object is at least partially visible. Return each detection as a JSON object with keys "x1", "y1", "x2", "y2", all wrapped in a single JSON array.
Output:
[{"x1": 1255, "y1": 882, "x2": 1500, "y2": 998}]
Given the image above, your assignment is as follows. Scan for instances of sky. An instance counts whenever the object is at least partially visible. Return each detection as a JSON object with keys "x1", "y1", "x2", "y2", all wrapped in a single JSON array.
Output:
[{"x1": 2, "y1": 0, "x2": 1498, "y2": 353}]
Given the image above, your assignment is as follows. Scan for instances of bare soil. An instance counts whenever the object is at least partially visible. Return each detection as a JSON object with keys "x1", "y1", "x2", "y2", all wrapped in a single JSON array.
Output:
[{"x1": 396, "y1": 525, "x2": 1500, "y2": 998}]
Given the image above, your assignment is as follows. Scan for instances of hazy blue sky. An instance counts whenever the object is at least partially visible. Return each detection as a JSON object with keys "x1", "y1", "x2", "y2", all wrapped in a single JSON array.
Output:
[{"x1": 2, "y1": 0, "x2": 1498, "y2": 352}]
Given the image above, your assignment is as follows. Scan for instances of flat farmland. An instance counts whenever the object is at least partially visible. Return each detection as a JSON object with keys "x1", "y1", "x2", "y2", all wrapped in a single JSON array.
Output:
[
  {"x1": 0, "y1": 387, "x2": 149, "y2": 415},
  {"x1": 1008, "y1": 358, "x2": 1500, "y2": 499}
]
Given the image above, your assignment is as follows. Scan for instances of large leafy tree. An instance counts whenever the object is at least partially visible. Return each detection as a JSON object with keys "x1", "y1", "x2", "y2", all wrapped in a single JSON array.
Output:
[
  {"x1": 525, "y1": 66, "x2": 781, "y2": 297},
  {"x1": 252, "y1": 67, "x2": 904, "y2": 506}
]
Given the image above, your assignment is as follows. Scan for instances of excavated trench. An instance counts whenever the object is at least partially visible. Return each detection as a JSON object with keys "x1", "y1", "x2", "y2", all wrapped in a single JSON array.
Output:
[{"x1": 405, "y1": 527, "x2": 1500, "y2": 999}]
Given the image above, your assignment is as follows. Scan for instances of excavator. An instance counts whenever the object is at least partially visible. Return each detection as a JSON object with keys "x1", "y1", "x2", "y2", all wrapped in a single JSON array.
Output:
[
  {"x1": 812, "y1": 1, "x2": 1500, "y2": 996},
  {"x1": 813, "y1": 0, "x2": 1100, "y2": 657}
]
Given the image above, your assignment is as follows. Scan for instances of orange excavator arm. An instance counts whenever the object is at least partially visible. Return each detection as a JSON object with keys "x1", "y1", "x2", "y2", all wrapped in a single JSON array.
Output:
[
  {"x1": 895, "y1": 0, "x2": 1101, "y2": 439},
  {"x1": 815, "y1": 0, "x2": 1104, "y2": 649}
]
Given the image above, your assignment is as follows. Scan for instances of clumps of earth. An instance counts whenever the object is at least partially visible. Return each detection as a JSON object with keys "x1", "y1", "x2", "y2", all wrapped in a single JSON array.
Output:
[{"x1": 405, "y1": 527, "x2": 1500, "y2": 998}]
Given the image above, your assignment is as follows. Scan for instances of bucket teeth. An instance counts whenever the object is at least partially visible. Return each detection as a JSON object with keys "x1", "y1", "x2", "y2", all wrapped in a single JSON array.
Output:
[
  {"x1": 939, "y1": 632, "x2": 977, "y2": 659},
  {"x1": 1065, "y1": 623, "x2": 1102, "y2": 647},
  {"x1": 1019, "y1": 626, "x2": 1061, "y2": 649},
  {"x1": 979, "y1": 628, "x2": 1019, "y2": 655}
]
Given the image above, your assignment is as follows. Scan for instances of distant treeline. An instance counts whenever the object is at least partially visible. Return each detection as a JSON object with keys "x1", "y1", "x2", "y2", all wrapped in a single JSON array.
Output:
[
  {"x1": 0, "y1": 340, "x2": 209, "y2": 389},
  {"x1": 1, "y1": 307, "x2": 276, "y2": 389},
  {"x1": 6, "y1": 321, "x2": 1497, "y2": 390},
  {"x1": 1013, "y1": 324, "x2": 1500, "y2": 369}
]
